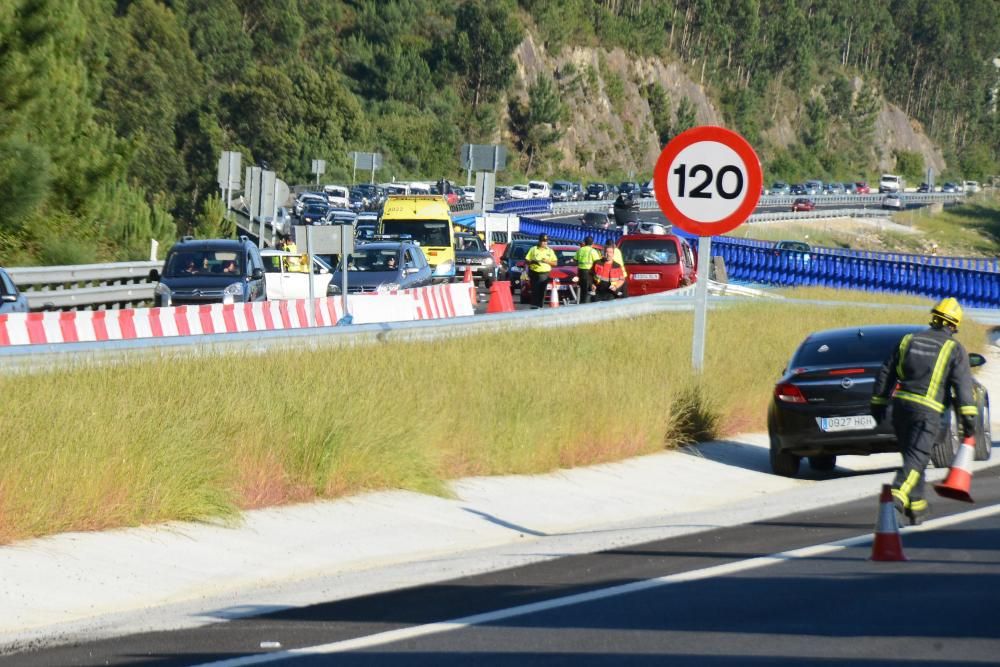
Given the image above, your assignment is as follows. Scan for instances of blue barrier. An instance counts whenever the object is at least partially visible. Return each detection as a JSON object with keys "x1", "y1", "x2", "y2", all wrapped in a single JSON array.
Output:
[{"x1": 493, "y1": 199, "x2": 553, "y2": 215}]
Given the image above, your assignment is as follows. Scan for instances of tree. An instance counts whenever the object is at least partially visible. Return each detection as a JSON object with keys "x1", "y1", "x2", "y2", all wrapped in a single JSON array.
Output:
[
  {"x1": 672, "y1": 97, "x2": 697, "y2": 139},
  {"x1": 894, "y1": 149, "x2": 924, "y2": 183},
  {"x1": 510, "y1": 74, "x2": 565, "y2": 174}
]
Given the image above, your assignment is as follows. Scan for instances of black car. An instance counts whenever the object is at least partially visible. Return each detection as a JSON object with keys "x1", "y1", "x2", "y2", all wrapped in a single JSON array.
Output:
[
  {"x1": 613, "y1": 192, "x2": 640, "y2": 227},
  {"x1": 768, "y1": 325, "x2": 991, "y2": 477},
  {"x1": 586, "y1": 183, "x2": 609, "y2": 200},
  {"x1": 790, "y1": 183, "x2": 806, "y2": 195},
  {"x1": 300, "y1": 202, "x2": 330, "y2": 226},
  {"x1": 151, "y1": 236, "x2": 267, "y2": 306},
  {"x1": 454, "y1": 233, "x2": 497, "y2": 286},
  {"x1": 619, "y1": 181, "x2": 640, "y2": 196},
  {"x1": 499, "y1": 239, "x2": 538, "y2": 289},
  {"x1": 579, "y1": 211, "x2": 616, "y2": 230}
]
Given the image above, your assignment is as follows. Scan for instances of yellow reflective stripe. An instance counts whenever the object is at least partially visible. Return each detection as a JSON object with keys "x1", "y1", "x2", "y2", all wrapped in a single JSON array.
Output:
[
  {"x1": 891, "y1": 488, "x2": 910, "y2": 507},
  {"x1": 926, "y1": 339, "x2": 955, "y2": 406},
  {"x1": 895, "y1": 390, "x2": 945, "y2": 413},
  {"x1": 871, "y1": 396, "x2": 888, "y2": 406},
  {"x1": 896, "y1": 334, "x2": 912, "y2": 379},
  {"x1": 900, "y1": 470, "x2": 921, "y2": 498},
  {"x1": 960, "y1": 405, "x2": 979, "y2": 416},
  {"x1": 910, "y1": 499, "x2": 929, "y2": 511}
]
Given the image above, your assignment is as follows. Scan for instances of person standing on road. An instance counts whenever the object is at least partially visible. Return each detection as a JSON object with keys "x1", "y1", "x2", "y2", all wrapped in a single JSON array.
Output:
[
  {"x1": 592, "y1": 243, "x2": 627, "y2": 300},
  {"x1": 870, "y1": 297, "x2": 978, "y2": 525},
  {"x1": 574, "y1": 236, "x2": 602, "y2": 304},
  {"x1": 524, "y1": 234, "x2": 557, "y2": 308}
]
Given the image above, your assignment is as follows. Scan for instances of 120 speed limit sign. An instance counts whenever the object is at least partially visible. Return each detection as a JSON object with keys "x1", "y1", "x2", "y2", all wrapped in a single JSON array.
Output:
[{"x1": 653, "y1": 126, "x2": 762, "y2": 236}]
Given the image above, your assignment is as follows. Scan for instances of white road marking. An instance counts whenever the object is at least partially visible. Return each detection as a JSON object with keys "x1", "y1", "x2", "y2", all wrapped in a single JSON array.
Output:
[{"x1": 195, "y1": 503, "x2": 1000, "y2": 666}]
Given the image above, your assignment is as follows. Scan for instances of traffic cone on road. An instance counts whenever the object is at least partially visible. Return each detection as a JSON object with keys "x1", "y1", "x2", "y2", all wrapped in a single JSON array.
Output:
[
  {"x1": 871, "y1": 484, "x2": 907, "y2": 562},
  {"x1": 934, "y1": 436, "x2": 976, "y2": 503},
  {"x1": 485, "y1": 280, "x2": 514, "y2": 314},
  {"x1": 548, "y1": 278, "x2": 560, "y2": 308},
  {"x1": 463, "y1": 265, "x2": 473, "y2": 283},
  {"x1": 462, "y1": 265, "x2": 475, "y2": 304}
]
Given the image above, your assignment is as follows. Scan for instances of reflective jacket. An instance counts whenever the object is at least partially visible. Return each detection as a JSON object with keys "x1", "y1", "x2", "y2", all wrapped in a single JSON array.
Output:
[
  {"x1": 871, "y1": 326, "x2": 976, "y2": 417},
  {"x1": 593, "y1": 260, "x2": 625, "y2": 286}
]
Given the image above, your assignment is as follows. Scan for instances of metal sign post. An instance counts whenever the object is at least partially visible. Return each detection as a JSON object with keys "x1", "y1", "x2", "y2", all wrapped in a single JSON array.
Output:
[
  {"x1": 340, "y1": 229, "x2": 350, "y2": 322},
  {"x1": 311, "y1": 159, "x2": 326, "y2": 186},
  {"x1": 305, "y1": 225, "x2": 315, "y2": 327},
  {"x1": 294, "y1": 225, "x2": 354, "y2": 324},
  {"x1": 217, "y1": 151, "x2": 241, "y2": 235},
  {"x1": 347, "y1": 152, "x2": 383, "y2": 186},
  {"x1": 652, "y1": 126, "x2": 762, "y2": 372}
]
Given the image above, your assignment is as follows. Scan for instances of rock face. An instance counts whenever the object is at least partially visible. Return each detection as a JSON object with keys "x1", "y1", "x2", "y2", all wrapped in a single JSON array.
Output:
[{"x1": 508, "y1": 33, "x2": 946, "y2": 177}]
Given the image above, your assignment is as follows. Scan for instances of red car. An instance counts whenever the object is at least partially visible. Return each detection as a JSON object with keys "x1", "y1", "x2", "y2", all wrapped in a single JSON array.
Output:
[
  {"x1": 619, "y1": 234, "x2": 697, "y2": 296},
  {"x1": 519, "y1": 245, "x2": 581, "y2": 304},
  {"x1": 855, "y1": 181, "x2": 870, "y2": 194},
  {"x1": 791, "y1": 198, "x2": 816, "y2": 212}
]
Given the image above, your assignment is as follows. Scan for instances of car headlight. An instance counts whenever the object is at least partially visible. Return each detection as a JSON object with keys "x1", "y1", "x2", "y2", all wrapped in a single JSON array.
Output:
[
  {"x1": 572, "y1": 276, "x2": 579, "y2": 283},
  {"x1": 154, "y1": 282, "x2": 171, "y2": 306},
  {"x1": 483, "y1": 257, "x2": 494, "y2": 265},
  {"x1": 377, "y1": 282, "x2": 400, "y2": 293},
  {"x1": 224, "y1": 282, "x2": 244, "y2": 297},
  {"x1": 433, "y1": 260, "x2": 454, "y2": 276},
  {"x1": 328, "y1": 284, "x2": 341, "y2": 295}
]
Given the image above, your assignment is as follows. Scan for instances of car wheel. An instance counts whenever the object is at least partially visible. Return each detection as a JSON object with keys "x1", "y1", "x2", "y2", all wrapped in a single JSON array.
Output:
[
  {"x1": 519, "y1": 291, "x2": 527, "y2": 304},
  {"x1": 769, "y1": 432, "x2": 800, "y2": 477},
  {"x1": 975, "y1": 397, "x2": 992, "y2": 461},
  {"x1": 931, "y1": 409, "x2": 960, "y2": 468},
  {"x1": 808, "y1": 455, "x2": 837, "y2": 471}
]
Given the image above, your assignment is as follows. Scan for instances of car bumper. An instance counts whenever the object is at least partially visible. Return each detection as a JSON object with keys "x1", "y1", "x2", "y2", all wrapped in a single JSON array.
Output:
[{"x1": 769, "y1": 402, "x2": 901, "y2": 457}]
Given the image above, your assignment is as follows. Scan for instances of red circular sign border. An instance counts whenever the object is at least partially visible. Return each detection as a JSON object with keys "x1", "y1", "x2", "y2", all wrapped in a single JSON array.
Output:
[{"x1": 652, "y1": 126, "x2": 762, "y2": 236}]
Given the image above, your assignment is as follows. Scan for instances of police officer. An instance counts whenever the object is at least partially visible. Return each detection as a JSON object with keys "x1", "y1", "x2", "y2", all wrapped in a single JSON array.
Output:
[
  {"x1": 574, "y1": 236, "x2": 602, "y2": 304},
  {"x1": 524, "y1": 234, "x2": 557, "y2": 308},
  {"x1": 871, "y1": 297, "x2": 978, "y2": 525}
]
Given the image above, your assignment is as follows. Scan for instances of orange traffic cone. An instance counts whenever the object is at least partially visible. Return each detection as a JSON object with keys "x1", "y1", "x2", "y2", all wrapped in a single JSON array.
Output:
[
  {"x1": 871, "y1": 484, "x2": 907, "y2": 562},
  {"x1": 934, "y1": 436, "x2": 976, "y2": 503},
  {"x1": 485, "y1": 280, "x2": 515, "y2": 313},
  {"x1": 463, "y1": 265, "x2": 473, "y2": 283},
  {"x1": 548, "y1": 278, "x2": 560, "y2": 308}
]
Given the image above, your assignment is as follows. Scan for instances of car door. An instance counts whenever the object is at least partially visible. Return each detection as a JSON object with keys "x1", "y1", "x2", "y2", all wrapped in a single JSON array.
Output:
[
  {"x1": 263, "y1": 254, "x2": 287, "y2": 301},
  {"x1": 247, "y1": 249, "x2": 266, "y2": 301},
  {"x1": 0, "y1": 268, "x2": 27, "y2": 313}
]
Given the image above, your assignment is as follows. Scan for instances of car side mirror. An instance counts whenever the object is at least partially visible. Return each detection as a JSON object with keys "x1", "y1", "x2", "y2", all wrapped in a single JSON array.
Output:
[
  {"x1": 148, "y1": 269, "x2": 160, "y2": 282},
  {"x1": 318, "y1": 268, "x2": 329, "y2": 275},
  {"x1": 969, "y1": 353, "x2": 987, "y2": 368},
  {"x1": 251, "y1": 268, "x2": 264, "y2": 280},
  {"x1": 1, "y1": 294, "x2": 17, "y2": 303}
]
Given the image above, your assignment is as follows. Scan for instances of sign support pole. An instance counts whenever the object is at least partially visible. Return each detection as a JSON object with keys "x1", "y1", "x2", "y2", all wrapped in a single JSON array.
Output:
[
  {"x1": 340, "y1": 231, "x2": 350, "y2": 323},
  {"x1": 306, "y1": 225, "x2": 316, "y2": 327},
  {"x1": 692, "y1": 235, "x2": 712, "y2": 372}
]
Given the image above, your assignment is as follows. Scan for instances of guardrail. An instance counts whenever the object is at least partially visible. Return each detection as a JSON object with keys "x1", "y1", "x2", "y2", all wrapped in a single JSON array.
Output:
[{"x1": 9, "y1": 261, "x2": 161, "y2": 311}]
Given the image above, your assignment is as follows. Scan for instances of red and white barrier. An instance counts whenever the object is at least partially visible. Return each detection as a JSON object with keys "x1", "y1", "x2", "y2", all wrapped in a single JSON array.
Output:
[{"x1": 0, "y1": 283, "x2": 474, "y2": 347}]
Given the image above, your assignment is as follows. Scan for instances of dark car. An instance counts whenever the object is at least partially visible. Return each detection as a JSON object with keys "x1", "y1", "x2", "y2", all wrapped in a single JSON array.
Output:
[
  {"x1": 0, "y1": 267, "x2": 28, "y2": 313},
  {"x1": 619, "y1": 181, "x2": 640, "y2": 196},
  {"x1": 613, "y1": 193, "x2": 640, "y2": 227},
  {"x1": 585, "y1": 183, "x2": 610, "y2": 200},
  {"x1": 550, "y1": 180, "x2": 575, "y2": 202},
  {"x1": 499, "y1": 239, "x2": 538, "y2": 289},
  {"x1": 579, "y1": 211, "x2": 616, "y2": 230},
  {"x1": 519, "y1": 245, "x2": 581, "y2": 305},
  {"x1": 768, "y1": 325, "x2": 991, "y2": 477},
  {"x1": 790, "y1": 183, "x2": 806, "y2": 195},
  {"x1": 494, "y1": 186, "x2": 512, "y2": 202},
  {"x1": 791, "y1": 198, "x2": 816, "y2": 212},
  {"x1": 328, "y1": 241, "x2": 433, "y2": 294},
  {"x1": 917, "y1": 182, "x2": 931, "y2": 193},
  {"x1": 151, "y1": 236, "x2": 266, "y2": 306},
  {"x1": 941, "y1": 182, "x2": 960, "y2": 194},
  {"x1": 301, "y1": 202, "x2": 330, "y2": 226},
  {"x1": 454, "y1": 233, "x2": 497, "y2": 286},
  {"x1": 773, "y1": 240, "x2": 812, "y2": 256}
]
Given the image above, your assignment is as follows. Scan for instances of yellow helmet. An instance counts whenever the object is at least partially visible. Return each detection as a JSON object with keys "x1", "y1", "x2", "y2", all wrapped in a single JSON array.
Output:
[{"x1": 931, "y1": 297, "x2": 962, "y2": 328}]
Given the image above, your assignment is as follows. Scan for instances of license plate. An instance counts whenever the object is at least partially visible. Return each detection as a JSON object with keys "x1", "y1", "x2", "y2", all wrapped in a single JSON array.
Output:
[
  {"x1": 632, "y1": 273, "x2": 659, "y2": 280},
  {"x1": 817, "y1": 415, "x2": 877, "y2": 432}
]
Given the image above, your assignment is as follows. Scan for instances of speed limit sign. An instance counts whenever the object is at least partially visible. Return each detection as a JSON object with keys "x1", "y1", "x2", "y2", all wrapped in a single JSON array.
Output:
[
  {"x1": 652, "y1": 126, "x2": 762, "y2": 372},
  {"x1": 653, "y1": 126, "x2": 762, "y2": 236}
]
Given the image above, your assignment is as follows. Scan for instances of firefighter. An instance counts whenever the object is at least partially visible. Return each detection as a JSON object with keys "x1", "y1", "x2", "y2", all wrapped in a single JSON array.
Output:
[
  {"x1": 870, "y1": 297, "x2": 977, "y2": 525},
  {"x1": 592, "y1": 243, "x2": 627, "y2": 300}
]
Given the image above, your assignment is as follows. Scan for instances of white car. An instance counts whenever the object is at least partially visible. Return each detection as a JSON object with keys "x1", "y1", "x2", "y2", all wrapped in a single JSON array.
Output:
[
  {"x1": 323, "y1": 185, "x2": 350, "y2": 208},
  {"x1": 528, "y1": 180, "x2": 551, "y2": 198},
  {"x1": 509, "y1": 184, "x2": 532, "y2": 200},
  {"x1": 261, "y1": 249, "x2": 333, "y2": 301},
  {"x1": 462, "y1": 186, "x2": 476, "y2": 203},
  {"x1": 964, "y1": 181, "x2": 981, "y2": 193}
]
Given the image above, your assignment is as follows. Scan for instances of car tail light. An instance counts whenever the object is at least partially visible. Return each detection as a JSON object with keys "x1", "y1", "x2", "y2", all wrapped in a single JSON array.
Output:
[
  {"x1": 828, "y1": 368, "x2": 865, "y2": 375},
  {"x1": 775, "y1": 382, "x2": 807, "y2": 404}
]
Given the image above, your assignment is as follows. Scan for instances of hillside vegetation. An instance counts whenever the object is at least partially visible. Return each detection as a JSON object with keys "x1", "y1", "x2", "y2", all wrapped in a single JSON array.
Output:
[{"x1": 1, "y1": 0, "x2": 998, "y2": 265}]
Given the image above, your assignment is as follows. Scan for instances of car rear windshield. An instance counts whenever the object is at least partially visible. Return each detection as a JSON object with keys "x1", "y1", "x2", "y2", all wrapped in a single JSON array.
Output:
[
  {"x1": 777, "y1": 242, "x2": 810, "y2": 252},
  {"x1": 165, "y1": 250, "x2": 242, "y2": 277},
  {"x1": 620, "y1": 240, "x2": 679, "y2": 265},
  {"x1": 791, "y1": 330, "x2": 911, "y2": 367},
  {"x1": 583, "y1": 213, "x2": 609, "y2": 224}
]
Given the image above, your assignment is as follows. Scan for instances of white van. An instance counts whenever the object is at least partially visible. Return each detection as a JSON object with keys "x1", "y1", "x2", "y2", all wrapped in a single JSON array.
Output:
[
  {"x1": 528, "y1": 180, "x2": 551, "y2": 198},
  {"x1": 964, "y1": 181, "x2": 981, "y2": 193},
  {"x1": 879, "y1": 174, "x2": 902, "y2": 193},
  {"x1": 323, "y1": 184, "x2": 350, "y2": 208}
]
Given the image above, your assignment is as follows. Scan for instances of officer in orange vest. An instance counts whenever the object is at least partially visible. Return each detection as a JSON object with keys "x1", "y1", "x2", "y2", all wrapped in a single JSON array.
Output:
[{"x1": 592, "y1": 242, "x2": 627, "y2": 300}]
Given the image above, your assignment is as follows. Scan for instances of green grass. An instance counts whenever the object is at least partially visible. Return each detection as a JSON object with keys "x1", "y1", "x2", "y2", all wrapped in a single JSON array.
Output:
[{"x1": 0, "y1": 301, "x2": 987, "y2": 544}]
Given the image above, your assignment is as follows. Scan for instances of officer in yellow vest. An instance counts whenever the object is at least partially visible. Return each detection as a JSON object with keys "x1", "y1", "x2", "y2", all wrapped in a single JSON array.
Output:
[
  {"x1": 524, "y1": 234, "x2": 557, "y2": 308},
  {"x1": 574, "y1": 236, "x2": 602, "y2": 304}
]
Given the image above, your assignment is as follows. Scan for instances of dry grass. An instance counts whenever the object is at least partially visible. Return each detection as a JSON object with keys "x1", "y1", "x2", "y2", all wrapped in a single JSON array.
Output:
[{"x1": 0, "y1": 299, "x2": 986, "y2": 544}]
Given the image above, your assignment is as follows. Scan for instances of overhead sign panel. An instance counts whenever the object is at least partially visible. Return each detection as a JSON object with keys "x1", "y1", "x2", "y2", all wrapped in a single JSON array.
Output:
[{"x1": 461, "y1": 144, "x2": 507, "y2": 172}]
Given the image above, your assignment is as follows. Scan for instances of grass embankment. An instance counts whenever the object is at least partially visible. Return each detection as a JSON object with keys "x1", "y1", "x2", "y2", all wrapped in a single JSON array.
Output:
[
  {"x1": 0, "y1": 300, "x2": 986, "y2": 544},
  {"x1": 735, "y1": 194, "x2": 1000, "y2": 257}
]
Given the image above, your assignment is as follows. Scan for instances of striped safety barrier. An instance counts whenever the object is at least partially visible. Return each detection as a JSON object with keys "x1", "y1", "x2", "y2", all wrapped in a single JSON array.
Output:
[{"x1": 0, "y1": 283, "x2": 475, "y2": 347}]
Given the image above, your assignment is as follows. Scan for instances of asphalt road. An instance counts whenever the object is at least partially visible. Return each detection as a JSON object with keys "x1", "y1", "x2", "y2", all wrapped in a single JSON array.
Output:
[{"x1": 9, "y1": 466, "x2": 1000, "y2": 666}]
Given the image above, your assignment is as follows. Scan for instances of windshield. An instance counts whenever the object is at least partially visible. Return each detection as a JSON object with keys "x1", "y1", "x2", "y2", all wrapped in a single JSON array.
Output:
[
  {"x1": 620, "y1": 240, "x2": 678, "y2": 265},
  {"x1": 554, "y1": 249, "x2": 579, "y2": 266},
  {"x1": 381, "y1": 220, "x2": 450, "y2": 247},
  {"x1": 165, "y1": 250, "x2": 242, "y2": 277},
  {"x1": 792, "y1": 330, "x2": 915, "y2": 367},
  {"x1": 456, "y1": 236, "x2": 485, "y2": 251},
  {"x1": 304, "y1": 204, "x2": 328, "y2": 215},
  {"x1": 339, "y1": 248, "x2": 401, "y2": 272},
  {"x1": 508, "y1": 244, "x2": 532, "y2": 261},
  {"x1": 583, "y1": 213, "x2": 608, "y2": 224}
]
